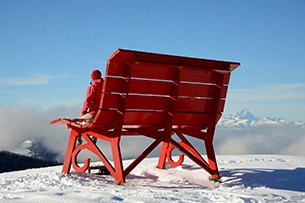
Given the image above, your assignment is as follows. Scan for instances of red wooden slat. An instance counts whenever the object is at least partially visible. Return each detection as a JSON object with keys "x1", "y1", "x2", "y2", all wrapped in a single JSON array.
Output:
[
  {"x1": 123, "y1": 111, "x2": 166, "y2": 126},
  {"x1": 104, "y1": 77, "x2": 228, "y2": 99},
  {"x1": 131, "y1": 63, "x2": 176, "y2": 80},
  {"x1": 173, "y1": 113, "x2": 210, "y2": 126},
  {"x1": 175, "y1": 98, "x2": 213, "y2": 112},
  {"x1": 93, "y1": 110, "x2": 117, "y2": 125},
  {"x1": 104, "y1": 77, "x2": 173, "y2": 95},
  {"x1": 178, "y1": 83, "x2": 215, "y2": 97},
  {"x1": 175, "y1": 98, "x2": 226, "y2": 113},
  {"x1": 128, "y1": 79, "x2": 172, "y2": 95},
  {"x1": 172, "y1": 112, "x2": 223, "y2": 127},
  {"x1": 180, "y1": 68, "x2": 230, "y2": 84},
  {"x1": 103, "y1": 77, "x2": 127, "y2": 93},
  {"x1": 100, "y1": 94, "x2": 122, "y2": 109},
  {"x1": 126, "y1": 95, "x2": 169, "y2": 110}
]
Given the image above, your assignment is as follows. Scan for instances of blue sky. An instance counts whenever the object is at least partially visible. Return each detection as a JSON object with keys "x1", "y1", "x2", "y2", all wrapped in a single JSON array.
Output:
[{"x1": 1, "y1": 1, "x2": 305, "y2": 121}]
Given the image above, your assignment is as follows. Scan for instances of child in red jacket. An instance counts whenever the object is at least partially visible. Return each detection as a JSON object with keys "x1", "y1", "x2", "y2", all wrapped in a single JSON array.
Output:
[
  {"x1": 80, "y1": 69, "x2": 104, "y2": 120},
  {"x1": 76, "y1": 69, "x2": 104, "y2": 145}
]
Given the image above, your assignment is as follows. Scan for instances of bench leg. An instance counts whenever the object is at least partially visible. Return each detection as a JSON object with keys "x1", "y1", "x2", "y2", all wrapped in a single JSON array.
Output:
[
  {"x1": 205, "y1": 140, "x2": 220, "y2": 179},
  {"x1": 157, "y1": 142, "x2": 169, "y2": 169},
  {"x1": 110, "y1": 137, "x2": 125, "y2": 185},
  {"x1": 62, "y1": 130, "x2": 78, "y2": 174}
]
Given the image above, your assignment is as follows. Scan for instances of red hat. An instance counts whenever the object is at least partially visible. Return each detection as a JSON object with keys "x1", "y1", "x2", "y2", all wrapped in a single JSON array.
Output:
[{"x1": 91, "y1": 69, "x2": 102, "y2": 80}]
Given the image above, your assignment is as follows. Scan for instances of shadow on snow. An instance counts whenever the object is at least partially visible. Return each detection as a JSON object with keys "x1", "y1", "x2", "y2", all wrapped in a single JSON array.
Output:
[{"x1": 221, "y1": 167, "x2": 305, "y2": 192}]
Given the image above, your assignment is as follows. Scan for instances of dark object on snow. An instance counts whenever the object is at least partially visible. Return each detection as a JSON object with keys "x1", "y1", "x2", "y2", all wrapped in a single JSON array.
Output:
[{"x1": 88, "y1": 165, "x2": 110, "y2": 175}]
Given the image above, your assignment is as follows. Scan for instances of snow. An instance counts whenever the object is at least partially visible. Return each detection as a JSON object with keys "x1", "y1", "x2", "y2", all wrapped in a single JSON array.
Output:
[{"x1": 0, "y1": 155, "x2": 304, "y2": 203}]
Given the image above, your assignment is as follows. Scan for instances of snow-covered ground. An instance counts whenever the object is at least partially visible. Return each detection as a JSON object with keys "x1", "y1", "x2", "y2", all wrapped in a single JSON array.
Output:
[{"x1": 0, "y1": 155, "x2": 304, "y2": 203}]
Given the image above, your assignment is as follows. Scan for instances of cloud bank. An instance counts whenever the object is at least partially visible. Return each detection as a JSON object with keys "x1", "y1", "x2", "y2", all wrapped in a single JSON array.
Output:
[
  {"x1": 0, "y1": 73, "x2": 52, "y2": 85},
  {"x1": 0, "y1": 106, "x2": 304, "y2": 163},
  {"x1": 214, "y1": 125, "x2": 305, "y2": 156},
  {"x1": 0, "y1": 106, "x2": 78, "y2": 161}
]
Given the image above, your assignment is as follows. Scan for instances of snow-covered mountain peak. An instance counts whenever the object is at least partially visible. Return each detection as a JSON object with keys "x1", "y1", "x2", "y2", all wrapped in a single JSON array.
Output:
[
  {"x1": 218, "y1": 109, "x2": 305, "y2": 128},
  {"x1": 239, "y1": 109, "x2": 257, "y2": 120},
  {"x1": 14, "y1": 138, "x2": 58, "y2": 161},
  {"x1": 230, "y1": 109, "x2": 258, "y2": 121},
  {"x1": 14, "y1": 138, "x2": 39, "y2": 158}
]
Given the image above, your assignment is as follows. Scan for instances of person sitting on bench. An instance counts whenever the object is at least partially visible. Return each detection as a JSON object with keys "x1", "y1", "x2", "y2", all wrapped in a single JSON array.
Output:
[
  {"x1": 80, "y1": 69, "x2": 104, "y2": 120},
  {"x1": 77, "y1": 69, "x2": 104, "y2": 145}
]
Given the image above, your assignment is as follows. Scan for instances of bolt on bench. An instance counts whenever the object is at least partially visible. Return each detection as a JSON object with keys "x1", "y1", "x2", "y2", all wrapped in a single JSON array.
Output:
[{"x1": 51, "y1": 49, "x2": 240, "y2": 184}]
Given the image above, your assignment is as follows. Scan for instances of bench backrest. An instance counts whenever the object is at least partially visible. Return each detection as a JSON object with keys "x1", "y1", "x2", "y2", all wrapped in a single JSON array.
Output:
[{"x1": 93, "y1": 49, "x2": 239, "y2": 130}]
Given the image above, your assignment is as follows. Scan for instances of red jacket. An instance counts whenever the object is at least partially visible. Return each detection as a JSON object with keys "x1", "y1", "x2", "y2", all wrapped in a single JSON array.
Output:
[{"x1": 81, "y1": 78, "x2": 104, "y2": 116}]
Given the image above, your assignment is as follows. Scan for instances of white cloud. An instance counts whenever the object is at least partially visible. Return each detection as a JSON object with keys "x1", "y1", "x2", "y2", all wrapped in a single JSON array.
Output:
[
  {"x1": 0, "y1": 73, "x2": 52, "y2": 85},
  {"x1": 214, "y1": 125, "x2": 305, "y2": 156},
  {"x1": 1, "y1": 106, "x2": 304, "y2": 164},
  {"x1": 0, "y1": 106, "x2": 78, "y2": 161}
]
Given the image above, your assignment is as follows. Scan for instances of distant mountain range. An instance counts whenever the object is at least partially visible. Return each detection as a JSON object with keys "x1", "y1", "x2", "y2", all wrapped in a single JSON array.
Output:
[
  {"x1": 217, "y1": 109, "x2": 305, "y2": 128},
  {"x1": 0, "y1": 151, "x2": 59, "y2": 173},
  {"x1": 0, "y1": 139, "x2": 59, "y2": 173}
]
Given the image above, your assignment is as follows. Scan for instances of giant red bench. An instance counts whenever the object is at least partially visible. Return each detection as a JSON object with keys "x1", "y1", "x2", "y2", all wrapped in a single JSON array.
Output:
[{"x1": 51, "y1": 49, "x2": 240, "y2": 184}]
